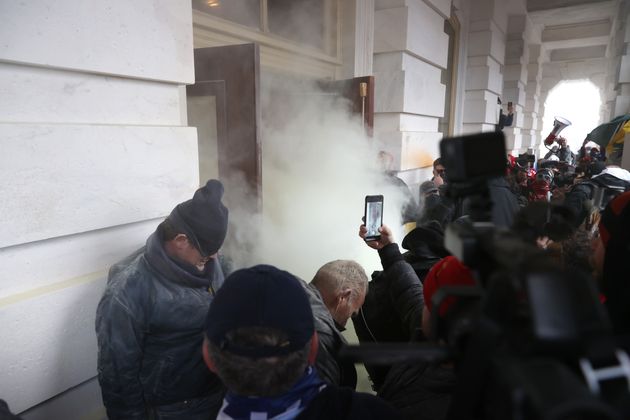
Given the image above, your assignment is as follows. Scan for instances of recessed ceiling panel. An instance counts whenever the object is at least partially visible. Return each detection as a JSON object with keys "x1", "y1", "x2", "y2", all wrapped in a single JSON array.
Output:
[
  {"x1": 550, "y1": 45, "x2": 607, "y2": 61},
  {"x1": 528, "y1": 0, "x2": 610, "y2": 12}
]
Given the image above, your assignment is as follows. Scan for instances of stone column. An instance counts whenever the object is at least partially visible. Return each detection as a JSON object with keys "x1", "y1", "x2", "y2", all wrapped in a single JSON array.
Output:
[
  {"x1": 462, "y1": 0, "x2": 508, "y2": 134},
  {"x1": 614, "y1": 6, "x2": 630, "y2": 169},
  {"x1": 502, "y1": 15, "x2": 534, "y2": 154},
  {"x1": 341, "y1": 0, "x2": 375, "y2": 78},
  {"x1": 522, "y1": 44, "x2": 544, "y2": 152},
  {"x1": 372, "y1": 0, "x2": 452, "y2": 187},
  {"x1": 612, "y1": 9, "x2": 630, "y2": 116}
]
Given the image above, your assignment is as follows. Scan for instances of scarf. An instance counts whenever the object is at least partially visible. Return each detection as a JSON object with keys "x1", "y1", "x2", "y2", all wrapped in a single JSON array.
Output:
[
  {"x1": 144, "y1": 232, "x2": 224, "y2": 291},
  {"x1": 218, "y1": 367, "x2": 326, "y2": 420}
]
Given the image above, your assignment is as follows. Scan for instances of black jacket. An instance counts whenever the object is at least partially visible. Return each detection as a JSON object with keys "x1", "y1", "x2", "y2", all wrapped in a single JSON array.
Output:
[
  {"x1": 95, "y1": 233, "x2": 225, "y2": 419},
  {"x1": 296, "y1": 385, "x2": 402, "y2": 420},
  {"x1": 352, "y1": 243, "x2": 425, "y2": 390},
  {"x1": 488, "y1": 176, "x2": 520, "y2": 228},
  {"x1": 564, "y1": 173, "x2": 630, "y2": 227},
  {"x1": 302, "y1": 281, "x2": 357, "y2": 388},
  {"x1": 0, "y1": 400, "x2": 22, "y2": 420},
  {"x1": 378, "y1": 362, "x2": 455, "y2": 420}
]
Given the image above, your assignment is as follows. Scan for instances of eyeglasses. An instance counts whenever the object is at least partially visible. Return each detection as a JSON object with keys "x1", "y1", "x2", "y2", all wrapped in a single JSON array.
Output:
[{"x1": 187, "y1": 233, "x2": 210, "y2": 260}]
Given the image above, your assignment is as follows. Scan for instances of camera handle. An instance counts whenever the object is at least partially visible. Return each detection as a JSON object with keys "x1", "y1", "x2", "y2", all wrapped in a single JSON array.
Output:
[{"x1": 580, "y1": 350, "x2": 630, "y2": 396}]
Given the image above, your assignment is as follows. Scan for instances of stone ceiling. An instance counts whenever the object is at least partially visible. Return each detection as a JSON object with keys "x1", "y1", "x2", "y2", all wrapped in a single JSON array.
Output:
[{"x1": 528, "y1": 0, "x2": 618, "y2": 64}]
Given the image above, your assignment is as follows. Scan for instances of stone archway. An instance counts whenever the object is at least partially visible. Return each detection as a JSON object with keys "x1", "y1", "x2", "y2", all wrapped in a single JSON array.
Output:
[{"x1": 539, "y1": 79, "x2": 602, "y2": 155}]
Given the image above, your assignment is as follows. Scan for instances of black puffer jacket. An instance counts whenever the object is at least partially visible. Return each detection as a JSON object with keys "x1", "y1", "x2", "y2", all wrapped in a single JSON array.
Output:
[
  {"x1": 352, "y1": 243, "x2": 425, "y2": 390},
  {"x1": 95, "y1": 233, "x2": 225, "y2": 420},
  {"x1": 302, "y1": 281, "x2": 357, "y2": 389}
]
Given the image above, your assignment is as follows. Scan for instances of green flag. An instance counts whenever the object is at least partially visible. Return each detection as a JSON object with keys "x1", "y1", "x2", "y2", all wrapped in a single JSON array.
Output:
[{"x1": 585, "y1": 114, "x2": 630, "y2": 150}]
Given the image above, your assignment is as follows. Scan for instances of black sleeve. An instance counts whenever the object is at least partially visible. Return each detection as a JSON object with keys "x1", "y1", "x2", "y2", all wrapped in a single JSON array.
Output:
[
  {"x1": 378, "y1": 244, "x2": 425, "y2": 340},
  {"x1": 0, "y1": 400, "x2": 23, "y2": 420},
  {"x1": 378, "y1": 243, "x2": 404, "y2": 271},
  {"x1": 563, "y1": 183, "x2": 593, "y2": 227}
]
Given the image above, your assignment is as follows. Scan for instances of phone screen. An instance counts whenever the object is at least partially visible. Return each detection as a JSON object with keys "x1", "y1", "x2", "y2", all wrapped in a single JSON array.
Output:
[{"x1": 364, "y1": 196, "x2": 384, "y2": 240}]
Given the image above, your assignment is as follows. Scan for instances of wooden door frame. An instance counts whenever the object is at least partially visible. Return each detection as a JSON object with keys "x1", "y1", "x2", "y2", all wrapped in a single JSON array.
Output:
[{"x1": 192, "y1": 44, "x2": 262, "y2": 212}]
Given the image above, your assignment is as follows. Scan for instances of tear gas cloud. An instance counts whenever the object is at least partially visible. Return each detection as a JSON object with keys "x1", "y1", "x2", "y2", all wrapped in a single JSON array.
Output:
[{"x1": 224, "y1": 76, "x2": 410, "y2": 281}]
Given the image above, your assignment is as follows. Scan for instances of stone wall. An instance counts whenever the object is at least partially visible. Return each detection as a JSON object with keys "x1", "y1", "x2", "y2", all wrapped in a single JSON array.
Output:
[{"x1": 0, "y1": 1, "x2": 197, "y2": 418}]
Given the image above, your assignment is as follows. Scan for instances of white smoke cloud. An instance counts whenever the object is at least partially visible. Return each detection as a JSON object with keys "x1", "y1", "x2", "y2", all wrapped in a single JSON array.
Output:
[{"x1": 223, "y1": 75, "x2": 409, "y2": 281}]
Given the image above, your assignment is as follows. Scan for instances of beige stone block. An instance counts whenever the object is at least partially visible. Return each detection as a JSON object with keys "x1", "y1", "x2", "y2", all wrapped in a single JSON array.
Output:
[
  {"x1": 619, "y1": 56, "x2": 630, "y2": 84},
  {"x1": 0, "y1": 276, "x2": 106, "y2": 413},
  {"x1": 0, "y1": 0, "x2": 194, "y2": 83},
  {"x1": 401, "y1": 131, "x2": 443, "y2": 170},
  {"x1": 374, "y1": 113, "x2": 439, "y2": 132},
  {"x1": 374, "y1": 7, "x2": 407, "y2": 53},
  {"x1": 0, "y1": 62, "x2": 183, "y2": 125},
  {"x1": 376, "y1": 130, "x2": 443, "y2": 171},
  {"x1": 463, "y1": 92, "x2": 496, "y2": 125},
  {"x1": 406, "y1": 1, "x2": 449, "y2": 68},
  {"x1": 504, "y1": 64, "x2": 527, "y2": 84},
  {"x1": 0, "y1": 124, "x2": 198, "y2": 248},
  {"x1": 505, "y1": 39, "x2": 524, "y2": 61},
  {"x1": 466, "y1": 66, "x2": 490, "y2": 90},
  {"x1": 0, "y1": 220, "x2": 157, "y2": 300},
  {"x1": 398, "y1": 166, "x2": 434, "y2": 187},
  {"x1": 375, "y1": 68, "x2": 445, "y2": 116},
  {"x1": 461, "y1": 123, "x2": 497, "y2": 134},
  {"x1": 468, "y1": 30, "x2": 493, "y2": 57},
  {"x1": 422, "y1": 0, "x2": 452, "y2": 18}
]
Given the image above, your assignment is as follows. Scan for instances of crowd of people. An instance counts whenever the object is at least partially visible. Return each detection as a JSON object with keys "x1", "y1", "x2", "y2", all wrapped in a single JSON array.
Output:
[{"x1": 2, "y1": 130, "x2": 630, "y2": 420}]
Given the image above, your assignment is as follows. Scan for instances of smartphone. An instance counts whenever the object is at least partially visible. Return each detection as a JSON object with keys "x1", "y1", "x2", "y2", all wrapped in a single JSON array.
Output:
[{"x1": 364, "y1": 195, "x2": 384, "y2": 241}]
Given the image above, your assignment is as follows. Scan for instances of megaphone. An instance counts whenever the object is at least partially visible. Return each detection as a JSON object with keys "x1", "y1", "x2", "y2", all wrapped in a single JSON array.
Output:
[{"x1": 544, "y1": 116, "x2": 571, "y2": 146}]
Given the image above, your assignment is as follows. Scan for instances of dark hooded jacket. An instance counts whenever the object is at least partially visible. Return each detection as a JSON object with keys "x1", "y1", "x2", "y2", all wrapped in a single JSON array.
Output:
[
  {"x1": 302, "y1": 281, "x2": 357, "y2": 389},
  {"x1": 95, "y1": 233, "x2": 225, "y2": 420}
]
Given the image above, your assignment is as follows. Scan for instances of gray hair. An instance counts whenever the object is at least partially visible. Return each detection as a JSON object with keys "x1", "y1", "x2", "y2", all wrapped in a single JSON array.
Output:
[{"x1": 311, "y1": 260, "x2": 368, "y2": 300}]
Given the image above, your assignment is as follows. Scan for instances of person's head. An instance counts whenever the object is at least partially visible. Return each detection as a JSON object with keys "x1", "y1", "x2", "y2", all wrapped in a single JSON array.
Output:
[
  {"x1": 203, "y1": 265, "x2": 317, "y2": 397},
  {"x1": 422, "y1": 256, "x2": 476, "y2": 339},
  {"x1": 402, "y1": 220, "x2": 450, "y2": 259},
  {"x1": 419, "y1": 180, "x2": 439, "y2": 198},
  {"x1": 377, "y1": 150, "x2": 394, "y2": 172},
  {"x1": 311, "y1": 260, "x2": 368, "y2": 328},
  {"x1": 433, "y1": 158, "x2": 445, "y2": 179},
  {"x1": 160, "y1": 180, "x2": 228, "y2": 270},
  {"x1": 512, "y1": 202, "x2": 575, "y2": 246}
]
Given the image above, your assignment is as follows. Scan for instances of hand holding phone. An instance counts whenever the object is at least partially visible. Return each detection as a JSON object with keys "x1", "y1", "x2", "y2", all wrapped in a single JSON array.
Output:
[
  {"x1": 363, "y1": 195, "x2": 384, "y2": 241},
  {"x1": 359, "y1": 223, "x2": 394, "y2": 250}
]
